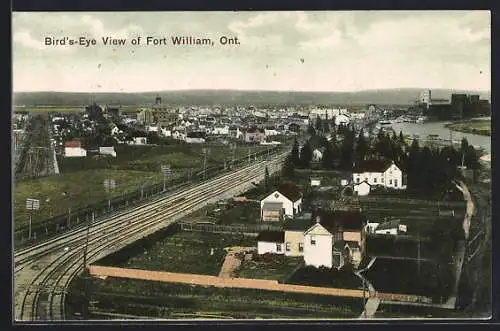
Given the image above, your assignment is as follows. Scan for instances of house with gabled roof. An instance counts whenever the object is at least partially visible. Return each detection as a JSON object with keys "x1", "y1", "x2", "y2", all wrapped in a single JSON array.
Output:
[
  {"x1": 353, "y1": 180, "x2": 371, "y2": 196},
  {"x1": 303, "y1": 210, "x2": 367, "y2": 269},
  {"x1": 283, "y1": 216, "x2": 313, "y2": 257},
  {"x1": 352, "y1": 159, "x2": 406, "y2": 190},
  {"x1": 256, "y1": 230, "x2": 285, "y2": 255},
  {"x1": 260, "y1": 182, "x2": 303, "y2": 220}
]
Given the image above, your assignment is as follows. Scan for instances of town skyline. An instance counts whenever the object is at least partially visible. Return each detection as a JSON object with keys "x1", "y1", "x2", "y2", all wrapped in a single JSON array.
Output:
[{"x1": 13, "y1": 11, "x2": 490, "y2": 93}]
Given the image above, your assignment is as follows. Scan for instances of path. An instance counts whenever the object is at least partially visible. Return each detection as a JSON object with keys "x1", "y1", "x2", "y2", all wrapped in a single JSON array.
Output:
[
  {"x1": 218, "y1": 246, "x2": 255, "y2": 278},
  {"x1": 355, "y1": 257, "x2": 380, "y2": 318},
  {"x1": 89, "y1": 265, "x2": 369, "y2": 298}
]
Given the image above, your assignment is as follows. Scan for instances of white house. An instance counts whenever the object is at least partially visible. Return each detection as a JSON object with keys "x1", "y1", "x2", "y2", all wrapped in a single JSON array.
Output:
[
  {"x1": 110, "y1": 124, "x2": 123, "y2": 136},
  {"x1": 303, "y1": 211, "x2": 367, "y2": 269},
  {"x1": 310, "y1": 178, "x2": 321, "y2": 187},
  {"x1": 160, "y1": 128, "x2": 172, "y2": 137},
  {"x1": 229, "y1": 126, "x2": 243, "y2": 139},
  {"x1": 99, "y1": 146, "x2": 117, "y2": 157},
  {"x1": 147, "y1": 125, "x2": 159, "y2": 133},
  {"x1": 373, "y1": 219, "x2": 407, "y2": 236},
  {"x1": 256, "y1": 231, "x2": 285, "y2": 255},
  {"x1": 353, "y1": 180, "x2": 371, "y2": 196},
  {"x1": 334, "y1": 114, "x2": 351, "y2": 126},
  {"x1": 64, "y1": 141, "x2": 87, "y2": 157},
  {"x1": 264, "y1": 128, "x2": 279, "y2": 136},
  {"x1": 128, "y1": 137, "x2": 147, "y2": 145},
  {"x1": 212, "y1": 125, "x2": 230, "y2": 135},
  {"x1": 352, "y1": 160, "x2": 406, "y2": 190},
  {"x1": 303, "y1": 220, "x2": 334, "y2": 268},
  {"x1": 260, "y1": 183, "x2": 302, "y2": 219},
  {"x1": 312, "y1": 148, "x2": 325, "y2": 162},
  {"x1": 365, "y1": 222, "x2": 380, "y2": 234},
  {"x1": 172, "y1": 130, "x2": 186, "y2": 141}
]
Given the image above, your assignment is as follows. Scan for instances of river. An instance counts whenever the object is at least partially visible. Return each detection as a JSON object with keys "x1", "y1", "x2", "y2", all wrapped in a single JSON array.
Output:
[{"x1": 388, "y1": 121, "x2": 491, "y2": 154}]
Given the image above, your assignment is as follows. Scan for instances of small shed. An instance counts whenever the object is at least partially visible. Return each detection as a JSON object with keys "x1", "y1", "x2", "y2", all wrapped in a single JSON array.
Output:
[
  {"x1": 310, "y1": 178, "x2": 321, "y2": 187},
  {"x1": 261, "y1": 202, "x2": 283, "y2": 222},
  {"x1": 353, "y1": 181, "x2": 371, "y2": 196}
]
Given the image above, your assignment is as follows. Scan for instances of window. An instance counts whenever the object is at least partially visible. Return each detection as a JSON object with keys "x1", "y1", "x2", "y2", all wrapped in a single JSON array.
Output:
[
  {"x1": 374, "y1": 178, "x2": 377, "y2": 183},
  {"x1": 394, "y1": 179, "x2": 398, "y2": 187},
  {"x1": 286, "y1": 242, "x2": 291, "y2": 252},
  {"x1": 276, "y1": 243, "x2": 282, "y2": 252},
  {"x1": 310, "y1": 236, "x2": 316, "y2": 245},
  {"x1": 357, "y1": 178, "x2": 360, "y2": 183},
  {"x1": 298, "y1": 243, "x2": 304, "y2": 252},
  {"x1": 382, "y1": 178, "x2": 385, "y2": 183},
  {"x1": 389, "y1": 179, "x2": 393, "y2": 185}
]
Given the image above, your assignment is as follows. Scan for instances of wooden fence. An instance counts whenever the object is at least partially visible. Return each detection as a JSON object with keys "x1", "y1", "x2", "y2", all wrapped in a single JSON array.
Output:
[{"x1": 179, "y1": 222, "x2": 282, "y2": 235}]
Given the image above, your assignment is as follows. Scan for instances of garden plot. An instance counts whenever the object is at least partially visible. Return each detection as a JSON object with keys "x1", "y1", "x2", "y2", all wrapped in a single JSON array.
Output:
[
  {"x1": 101, "y1": 231, "x2": 256, "y2": 276},
  {"x1": 233, "y1": 252, "x2": 302, "y2": 281}
]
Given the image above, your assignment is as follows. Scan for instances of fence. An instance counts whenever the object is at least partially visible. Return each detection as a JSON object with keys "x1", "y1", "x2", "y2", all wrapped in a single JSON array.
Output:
[
  {"x1": 359, "y1": 195, "x2": 465, "y2": 208},
  {"x1": 14, "y1": 146, "x2": 285, "y2": 248},
  {"x1": 179, "y1": 222, "x2": 282, "y2": 235}
]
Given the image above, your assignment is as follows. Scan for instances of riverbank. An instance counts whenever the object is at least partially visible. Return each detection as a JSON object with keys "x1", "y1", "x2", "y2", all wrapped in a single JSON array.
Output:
[{"x1": 444, "y1": 120, "x2": 490, "y2": 137}]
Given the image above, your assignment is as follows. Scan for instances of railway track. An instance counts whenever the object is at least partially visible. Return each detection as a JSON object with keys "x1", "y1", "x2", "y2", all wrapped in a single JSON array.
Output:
[{"x1": 14, "y1": 154, "x2": 286, "y2": 322}]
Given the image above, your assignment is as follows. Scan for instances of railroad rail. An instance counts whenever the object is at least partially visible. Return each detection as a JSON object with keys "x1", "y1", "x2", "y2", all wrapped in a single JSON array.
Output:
[{"x1": 14, "y1": 153, "x2": 287, "y2": 322}]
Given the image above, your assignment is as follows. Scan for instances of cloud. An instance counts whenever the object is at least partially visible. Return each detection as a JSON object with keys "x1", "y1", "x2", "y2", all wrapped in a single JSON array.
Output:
[
  {"x1": 12, "y1": 13, "x2": 144, "y2": 52},
  {"x1": 13, "y1": 30, "x2": 72, "y2": 52},
  {"x1": 11, "y1": 11, "x2": 491, "y2": 92}
]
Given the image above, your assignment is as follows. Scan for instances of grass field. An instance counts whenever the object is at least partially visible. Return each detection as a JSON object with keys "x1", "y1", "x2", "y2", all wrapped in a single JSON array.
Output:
[
  {"x1": 233, "y1": 253, "x2": 302, "y2": 281},
  {"x1": 364, "y1": 259, "x2": 454, "y2": 302},
  {"x1": 13, "y1": 142, "x2": 273, "y2": 230},
  {"x1": 358, "y1": 196, "x2": 465, "y2": 237},
  {"x1": 68, "y1": 277, "x2": 364, "y2": 319},
  {"x1": 285, "y1": 266, "x2": 362, "y2": 290},
  {"x1": 445, "y1": 120, "x2": 491, "y2": 136},
  {"x1": 13, "y1": 168, "x2": 180, "y2": 230},
  {"x1": 101, "y1": 231, "x2": 256, "y2": 275}
]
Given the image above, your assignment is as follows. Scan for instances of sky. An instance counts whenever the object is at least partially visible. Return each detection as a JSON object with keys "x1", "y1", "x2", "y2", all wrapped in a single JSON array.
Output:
[{"x1": 12, "y1": 11, "x2": 491, "y2": 93}]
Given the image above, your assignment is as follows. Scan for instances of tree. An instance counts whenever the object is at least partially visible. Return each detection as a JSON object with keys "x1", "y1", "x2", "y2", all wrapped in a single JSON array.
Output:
[
  {"x1": 392, "y1": 131, "x2": 398, "y2": 142},
  {"x1": 291, "y1": 138, "x2": 300, "y2": 166},
  {"x1": 464, "y1": 145, "x2": 480, "y2": 169},
  {"x1": 264, "y1": 166, "x2": 270, "y2": 190},
  {"x1": 282, "y1": 155, "x2": 295, "y2": 179},
  {"x1": 461, "y1": 138, "x2": 469, "y2": 155},
  {"x1": 323, "y1": 120, "x2": 330, "y2": 133},
  {"x1": 315, "y1": 116, "x2": 322, "y2": 131},
  {"x1": 398, "y1": 131, "x2": 405, "y2": 145},
  {"x1": 307, "y1": 125, "x2": 316, "y2": 136},
  {"x1": 354, "y1": 129, "x2": 368, "y2": 164},
  {"x1": 339, "y1": 127, "x2": 355, "y2": 170},
  {"x1": 322, "y1": 141, "x2": 339, "y2": 169},
  {"x1": 407, "y1": 139, "x2": 421, "y2": 189},
  {"x1": 299, "y1": 141, "x2": 313, "y2": 168}
]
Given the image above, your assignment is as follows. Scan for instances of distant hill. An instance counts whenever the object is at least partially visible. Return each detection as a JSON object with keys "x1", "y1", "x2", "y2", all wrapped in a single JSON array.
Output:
[{"x1": 12, "y1": 89, "x2": 491, "y2": 108}]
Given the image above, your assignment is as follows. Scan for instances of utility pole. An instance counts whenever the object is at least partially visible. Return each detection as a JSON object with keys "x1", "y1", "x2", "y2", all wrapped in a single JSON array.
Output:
[
  {"x1": 362, "y1": 276, "x2": 367, "y2": 318},
  {"x1": 68, "y1": 207, "x2": 72, "y2": 229},
  {"x1": 203, "y1": 150, "x2": 207, "y2": 180},
  {"x1": 417, "y1": 229, "x2": 421, "y2": 276},
  {"x1": 82, "y1": 210, "x2": 93, "y2": 320}
]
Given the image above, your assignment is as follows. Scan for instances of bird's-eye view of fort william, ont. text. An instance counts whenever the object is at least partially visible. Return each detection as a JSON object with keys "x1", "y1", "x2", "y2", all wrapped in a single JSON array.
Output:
[{"x1": 12, "y1": 10, "x2": 491, "y2": 322}]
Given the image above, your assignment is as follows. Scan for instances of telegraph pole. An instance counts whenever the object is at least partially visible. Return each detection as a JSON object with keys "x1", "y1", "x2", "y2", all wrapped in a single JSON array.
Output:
[
  {"x1": 203, "y1": 149, "x2": 207, "y2": 180},
  {"x1": 362, "y1": 276, "x2": 367, "y2": 318}
]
